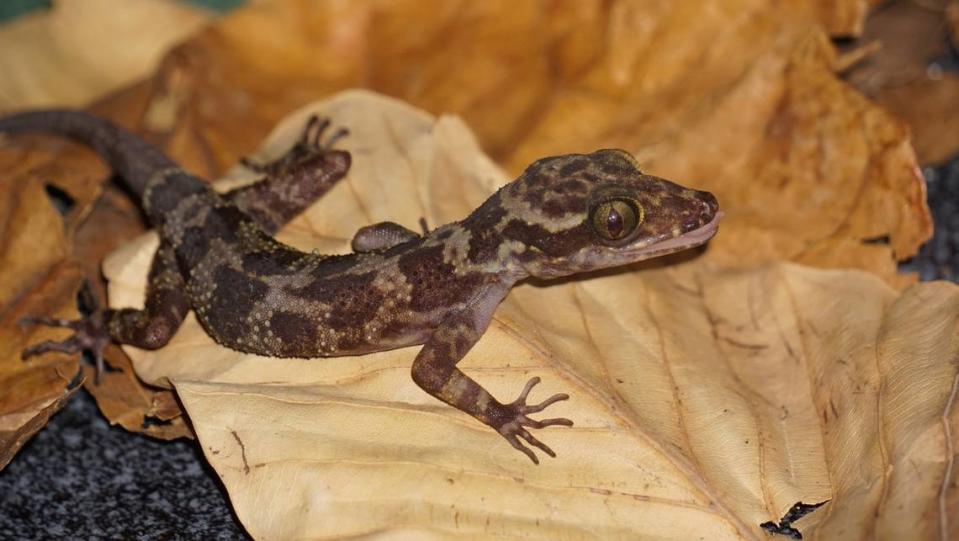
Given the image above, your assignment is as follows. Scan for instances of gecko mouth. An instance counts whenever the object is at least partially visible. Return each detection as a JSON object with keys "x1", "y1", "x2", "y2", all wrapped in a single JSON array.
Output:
[{"x1": 633, "y1": 211, "x2": 724, "y2": 259}]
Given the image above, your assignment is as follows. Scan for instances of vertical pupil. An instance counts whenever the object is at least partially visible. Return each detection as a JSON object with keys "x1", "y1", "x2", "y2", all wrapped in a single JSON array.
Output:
[{"x1": 606, "y1": 208, "x2": 623, "y2": 237}]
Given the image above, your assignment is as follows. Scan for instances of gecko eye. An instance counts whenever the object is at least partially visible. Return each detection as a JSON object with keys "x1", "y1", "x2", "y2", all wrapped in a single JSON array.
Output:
[{"x1": 590, "y1": 198, "x2": 643, "y2": 241}]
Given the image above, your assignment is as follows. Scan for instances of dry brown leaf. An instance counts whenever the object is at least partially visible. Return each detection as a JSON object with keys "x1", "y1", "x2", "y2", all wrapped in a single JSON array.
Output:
[
  {"x1": 496, "y1": 21, "x2": 929, "y2": 287},
  {"x1": 951, "y1": 1, "x2": 959, "y2": 45},
  {"x1": 119, "y1": 0, "x2": 929, "y2": 287},
  {"x1": 107, "y1": 92, "x2": 958, "y2": 540},
  {"x1": 845, "y1": 1, "x2": 959, "y2": 165},
  {"x1": 0, "y1": 259, "x2": 84, "y2": 471},
  {"x1": 810, "y1": 0, "x2": 884, "y2": 37},
  {"x1": 871, "y1": 73, "x2": 959, "y2": 167},
  {"x1": 0, "y1": 138, "x2": 112, "y2": 468}
]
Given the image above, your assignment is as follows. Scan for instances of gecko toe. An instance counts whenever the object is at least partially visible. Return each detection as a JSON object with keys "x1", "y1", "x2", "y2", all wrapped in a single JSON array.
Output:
[
  {"x1": 518, "y1": 429, "x2": 555, "y2": 458},
  {"x1": 522, "y1": 416, "x2": 574, "y2": 430},
  {"x1": 19, "y1": 316, "x2": 78, "y2": 329},
  {"x1": 501, "y1": 426, "x2": 539, "y2": 464},
  {"x1": 240, "y1": 116, "x2": 348, "y2": 174},
  {"x1": 524, "y1": 392, "x2": 568, "y2": 414},
  {"x1": 20, "y1": 308, "x2": 112, "y2": 381},
  {"x1": 21, "y1": 337, "x2": 82, "y2": 359},
  {"x1": 322, "y1": 127, "x2": 349, "y2": 150}
]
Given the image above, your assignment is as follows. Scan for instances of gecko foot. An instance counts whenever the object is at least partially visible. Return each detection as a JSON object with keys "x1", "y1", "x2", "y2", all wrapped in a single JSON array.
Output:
[
  {"x1": 494, "y1": 376, "x2": 573, "y2": 464},
  {"x1": 19, "y1": 282, "x2": 112, "y2": 382},
  {"x1": 241, "y1": 114, "x2": 349, "y2": 174}
]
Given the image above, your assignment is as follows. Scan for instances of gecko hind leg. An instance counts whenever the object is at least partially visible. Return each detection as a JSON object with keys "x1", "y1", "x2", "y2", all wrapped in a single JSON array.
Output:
[
  {"x1": 20, "y1": 242, "x2": 189, "y2": 382},
  {"x1": 20, "y1": 281, "x2": 113, "y2": 381}
]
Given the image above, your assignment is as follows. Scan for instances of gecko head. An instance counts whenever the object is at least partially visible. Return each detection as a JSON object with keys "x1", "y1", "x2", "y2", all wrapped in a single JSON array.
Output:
[{"x1": 494, "y1": 149, "x2": 721, "y2": 279}]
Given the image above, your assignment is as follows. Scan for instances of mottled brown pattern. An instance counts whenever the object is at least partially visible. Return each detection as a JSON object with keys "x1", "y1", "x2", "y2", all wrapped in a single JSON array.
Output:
[
  {"x1": 290, "y1": 271, "x2": 386, "y2": 335},
  {"x1": 398, "y1": 245, "x2": 485, "y2": 312},
  {"x1": 176, "y1": 204, "x2": 245, "y2": 270},
  {"x1": 107, "y1": 241, "x2": 188, "y2": 350},
  {"x1": 146, "y1": 172, "x2": 208, "y2": 218},
  {"x1": 293, "y1": 271, "x2": 374, "y2": 305},
  {"x1": 206, "y1": 266, "x2": 269, "y2": 344},
  {"x1": 501, "y1": 220, "x2": 594, "y2": 258},
  {"x1": 7, "y1": 110, "x2": 720, "y2": 464},
  {"x1": 268, "y1": 311, "x2": 319, "y2": 356},
  {"x1": 558, "y1": 157, "x2": 588, "y2": 177},
  {"x1": 241, "y1": 248, "x2": 310, "y2": 276},
  {"x1": 463, "y1": 194, "x2": 508, "y2": 263}
]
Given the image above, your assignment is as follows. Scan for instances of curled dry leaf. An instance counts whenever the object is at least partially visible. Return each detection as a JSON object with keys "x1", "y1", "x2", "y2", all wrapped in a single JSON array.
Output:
[
  {"x1": 0, "y1": 139, "x2": 110, "y2": 469},
  {"x1": 843, "y1": 0, "x2": 959, "y2": 166},
  {"x1": 107, "y1": 92, "x2": 958, "y2": 540},
  {"x1": 808, "y1": 0, "x2": 882, "y2": 37}
]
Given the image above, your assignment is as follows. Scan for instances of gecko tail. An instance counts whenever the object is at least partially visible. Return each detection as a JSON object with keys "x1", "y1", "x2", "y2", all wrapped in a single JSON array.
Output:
[{"x1": 0, "y1": 109, "x2": 177, "y2": 198}]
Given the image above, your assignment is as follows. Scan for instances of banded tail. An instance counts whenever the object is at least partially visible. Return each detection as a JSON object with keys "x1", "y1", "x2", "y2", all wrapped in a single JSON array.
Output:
[{"x1": 0, "y1": 110, "x2": 177, "y2": 199}]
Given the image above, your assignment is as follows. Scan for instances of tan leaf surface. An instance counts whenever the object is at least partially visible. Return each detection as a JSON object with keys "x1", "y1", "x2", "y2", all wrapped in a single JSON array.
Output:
[
  {"x1": 0, "y1": 0, "x2": 209, "y2": 110},
  {"x1": 107, "y1": 92, "x2": 958, "y2": 540}
]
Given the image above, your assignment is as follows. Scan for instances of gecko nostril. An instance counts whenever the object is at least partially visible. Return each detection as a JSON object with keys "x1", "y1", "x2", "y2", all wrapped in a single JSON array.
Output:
[{"x1": 699, "y1": 192, "x2": 719, "y2": 215}]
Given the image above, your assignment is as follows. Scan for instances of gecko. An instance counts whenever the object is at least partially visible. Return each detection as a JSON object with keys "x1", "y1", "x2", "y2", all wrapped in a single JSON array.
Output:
[{"x1": 1, "y1": 110, "x2": 721, "y2": 463}]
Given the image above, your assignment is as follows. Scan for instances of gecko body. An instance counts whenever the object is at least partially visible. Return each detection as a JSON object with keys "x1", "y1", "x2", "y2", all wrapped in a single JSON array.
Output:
[{"x1": 1, "y1": 110, "x2": 720, "y2": 462}]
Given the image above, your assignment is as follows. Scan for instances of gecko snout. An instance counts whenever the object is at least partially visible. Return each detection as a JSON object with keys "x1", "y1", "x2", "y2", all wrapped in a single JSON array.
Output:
[
  {"x1": 698, "y1": 190, "x2": 719, "y2": 217},
  {"x1": 679, "y1": 190, "x2": 719, "y2": 233}
]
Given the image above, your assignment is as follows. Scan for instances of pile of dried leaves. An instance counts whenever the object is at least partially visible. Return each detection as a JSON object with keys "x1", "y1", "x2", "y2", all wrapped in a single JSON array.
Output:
[{"x1": 0, "y1": 1, "x2": 956, "y2": 539}]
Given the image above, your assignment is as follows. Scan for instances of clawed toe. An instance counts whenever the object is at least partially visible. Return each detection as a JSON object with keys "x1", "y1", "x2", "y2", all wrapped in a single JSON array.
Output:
[
  {"x1": 303, "y1": 114, "x2": 348, "y2": 150},
  {"x1": 518, "y1": 429, "x2": 555, "y2": 458},
  {"x1": 239, "y1": 156, "x2": 267, "y2": 173},
  {"x1": 19, "y1": 315, "x2": 77, "y2": 329},
  {"x1": 526, "y1": 393, "x2": 569, "y2": 414},
  {"x1": 19, "y1": 308, "x2": 112, "y2": 382},
  {"x1": 241, "y1": 114, "x2": 349, "y2": 174},
  {"x1": 21, "y1": 337, "x2": 83, "y2": 359}
]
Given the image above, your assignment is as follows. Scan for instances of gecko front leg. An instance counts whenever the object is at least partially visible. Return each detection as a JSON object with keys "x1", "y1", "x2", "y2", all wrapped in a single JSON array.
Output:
[
  {"x1": 410, "y1": 284, "x2": 573, "y2": 463},
  {"x1": 352, "y1": 218, "x2": 430, "y2": 253},
  {"x1": 351, "y1": 222, "x2": 421, "y2": 252}
]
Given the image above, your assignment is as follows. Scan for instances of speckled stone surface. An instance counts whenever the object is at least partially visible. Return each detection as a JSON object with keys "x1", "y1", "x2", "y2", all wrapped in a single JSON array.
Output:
[
  {"x1": 900, "y1": 160, "x2": 959, "y2": 281},
  {"x1": 0, "y1": 390, "x2": 249, "y2": 540}
]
